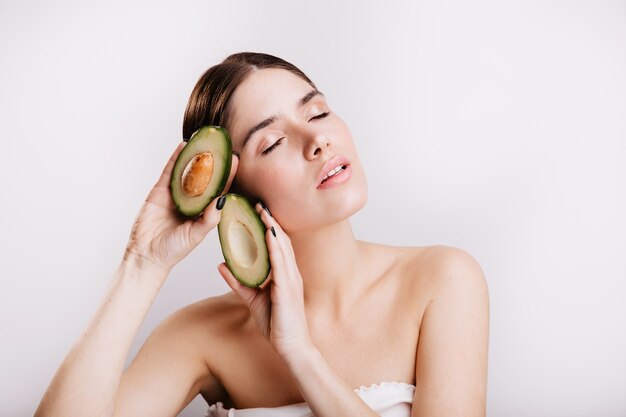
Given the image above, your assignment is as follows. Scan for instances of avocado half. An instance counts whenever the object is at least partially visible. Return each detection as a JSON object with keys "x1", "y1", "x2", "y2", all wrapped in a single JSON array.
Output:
[
  {"x1": 218, "y1": 194, "x2": 271, "y2": 288},
  {"x1": 170, "y1": 126, "x2": 232, "y2": 217}
]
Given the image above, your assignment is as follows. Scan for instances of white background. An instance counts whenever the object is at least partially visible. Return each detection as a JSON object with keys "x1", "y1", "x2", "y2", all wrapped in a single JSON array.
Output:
[{"x1": 1, "y1": 1, "x2": 625, "y2": 416}]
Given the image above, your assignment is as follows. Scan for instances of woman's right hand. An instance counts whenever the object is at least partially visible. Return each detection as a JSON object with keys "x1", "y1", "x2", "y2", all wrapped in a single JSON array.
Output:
[{"x1": 124, "y1": 141, "x2": 238, "y2": 273}]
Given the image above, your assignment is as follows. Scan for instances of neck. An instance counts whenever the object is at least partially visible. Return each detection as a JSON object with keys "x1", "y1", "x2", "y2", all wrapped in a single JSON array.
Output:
[{"x1": 288, "y1": 219, "x2": 365, "y2": 318}]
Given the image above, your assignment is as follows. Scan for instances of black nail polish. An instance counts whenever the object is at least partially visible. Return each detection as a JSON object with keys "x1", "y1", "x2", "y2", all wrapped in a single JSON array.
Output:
[
  {"x1": 271, "y1": 226, "x2": 276, "y2": 237},
  {"x1": 216, "y1": 196, "x2": 226, "y2": 210},
  {"x1": 259, "y1": 201, "x2": 272, "y2": 217}
]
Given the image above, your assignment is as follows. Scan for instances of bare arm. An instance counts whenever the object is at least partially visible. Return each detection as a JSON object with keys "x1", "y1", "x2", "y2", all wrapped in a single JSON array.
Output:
[
  {"x1": 35, "y1": 142, "x2": 238, "y2": 417},
  {"x1": 283, "y1": 346, "x2": 381, "y2": 417},
  {"x1": 113, "y1": 300, "x2": 218, "y2": 417},
  {"x1": 35, "y1": 255, "x2": 168, "y2": 417},
  {"x1": 411, "y1": 247, "x2": 490, "y2": 417}
]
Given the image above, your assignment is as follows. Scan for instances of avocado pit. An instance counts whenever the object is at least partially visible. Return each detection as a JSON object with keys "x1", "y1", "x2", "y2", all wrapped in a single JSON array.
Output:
[
  {"x1": 182, "y1": 152, "x2": 214, "y2": 197},
  {"x1": 170, "y1": 126, "x2": 232, "y2": 217}
]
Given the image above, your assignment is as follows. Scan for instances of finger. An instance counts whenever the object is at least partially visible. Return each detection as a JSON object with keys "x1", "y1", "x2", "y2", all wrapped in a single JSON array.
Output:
[
  {"x1": 255, "y1": 203, "x2": 294, "y2": 261},
  {"x1": 154, "y1": 141, "x2": 186, "y2": 189},
  {"x1": 145, "y1": 180, "x2": 176, "y2": 209},
  {"x1": 258, "y1": 271, "x2": 273, "y2": 289},
  {"x1": 256, "y1": 205, "x2": 303, "y2": 286},
  {"x1": 254, "y1": 203, "x2": 288, "y2": 285},
  {"x1": 189, "y1": 195, "x2": 223, "y2": 244},
  {"x1": 217, "y1": 262, "x2": 258, "y2": 303},
  {"x1": 221, "y1": 153, "x2": 239, "y2": 195}
]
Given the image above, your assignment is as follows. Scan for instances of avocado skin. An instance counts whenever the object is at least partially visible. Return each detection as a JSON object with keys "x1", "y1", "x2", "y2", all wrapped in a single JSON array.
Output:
[
  {"x1": 217, "y1": 194, "x2": 271, "y2": 288},
  {"x1": 170, "y1": 126, "x2": 232, "y2": 217}
]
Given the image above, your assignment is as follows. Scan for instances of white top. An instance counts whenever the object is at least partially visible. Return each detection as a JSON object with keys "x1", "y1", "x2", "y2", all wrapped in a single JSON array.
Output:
[{"x1": 205, "y1": 381, "x2": 415, "y2": 417}]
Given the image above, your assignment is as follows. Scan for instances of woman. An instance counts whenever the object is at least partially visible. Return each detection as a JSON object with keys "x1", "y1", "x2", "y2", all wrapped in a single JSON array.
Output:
[{"x1": 35, "y1": 52, "x2": 489, "y2": 417}]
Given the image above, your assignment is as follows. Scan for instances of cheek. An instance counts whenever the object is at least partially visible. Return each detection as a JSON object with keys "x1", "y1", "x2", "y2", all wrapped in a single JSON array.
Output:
[
  {"x1": 238, "y1": 163, "x2": 292, "y2": 201},
  {"x1": 334, "y1": 116, "x2": 353, "y2": 140},
  {"x1": 261, "y1": 167, "x2": 297, "y2": 197}
]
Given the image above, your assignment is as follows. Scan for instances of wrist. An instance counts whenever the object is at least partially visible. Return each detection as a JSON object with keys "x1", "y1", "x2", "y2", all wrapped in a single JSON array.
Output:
[
  {"x1": 120, "y1": 250, "x2": 171, "y2": 286},
  {"x1": 280, "y1": 338, "x2": 322, "y2": 374}
]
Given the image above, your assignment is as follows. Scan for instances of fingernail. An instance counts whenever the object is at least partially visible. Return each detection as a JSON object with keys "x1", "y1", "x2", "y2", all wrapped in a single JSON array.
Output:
[
  {"x1": 271, "y1": 226, "x2": 276, "y2": 237},
  {"x1": 216, "y1": 196, "x2": 226, "y2": 210},
  {"x1": 259, "y1": 201, "x2": 271, "y2": 216}
]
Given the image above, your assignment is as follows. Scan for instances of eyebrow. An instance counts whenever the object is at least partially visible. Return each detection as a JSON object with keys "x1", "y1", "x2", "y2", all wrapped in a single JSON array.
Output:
[{"x1": 241, "y1": 89, "x2": 324, "y2": 150}]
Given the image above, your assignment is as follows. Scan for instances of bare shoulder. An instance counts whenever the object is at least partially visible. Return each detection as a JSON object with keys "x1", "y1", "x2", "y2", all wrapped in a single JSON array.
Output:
[
  {"x1": 148, "y1": 291, "x2": 252, "y2": 401},
  {"x1": 393, "y1": 244, "x2": 488, "y2": 297},
  {"x1": 164, "y1": 290, "x2": 249, "y2": 334},
  {"x1": 424, "y1": 245, "x2": 488, "y2": 301},
  {"x1": 116, "y1": 291, "x2": 251, "y2": 414},
  {"x1": 157, "y1": 291, "x2": 254, "y2": 365}
]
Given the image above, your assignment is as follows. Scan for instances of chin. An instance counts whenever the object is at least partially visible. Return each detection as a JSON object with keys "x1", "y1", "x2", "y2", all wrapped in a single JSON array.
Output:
[
  {"x1": 282, "y1": 178, "x2": 368, "y2": 234},
  {"x1": 343, "y1": 181, "x2": 368, "y2": 217},
  {"x1": 343, "y1": 164, "x2": 368, "y2": 216}
]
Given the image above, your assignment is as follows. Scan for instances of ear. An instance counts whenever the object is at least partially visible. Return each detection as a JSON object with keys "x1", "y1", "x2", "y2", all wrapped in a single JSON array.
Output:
[
  {"x1": 229, "y1": 175, "x2": 258, "y2": 202},
  {"x1": 229, "y1": 176, "x2": 244, "y2": 195}
]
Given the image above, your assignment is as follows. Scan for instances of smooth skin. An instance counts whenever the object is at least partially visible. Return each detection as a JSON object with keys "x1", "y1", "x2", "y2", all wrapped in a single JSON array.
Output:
[{"x1": 35, "y1": 68, "x2": 489, "y2": 417}]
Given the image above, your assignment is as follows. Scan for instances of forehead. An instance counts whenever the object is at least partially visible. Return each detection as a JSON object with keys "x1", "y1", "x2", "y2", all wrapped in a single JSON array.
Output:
[{"x1": 228, "y1": 68, "x2": 314, "y2": 145}]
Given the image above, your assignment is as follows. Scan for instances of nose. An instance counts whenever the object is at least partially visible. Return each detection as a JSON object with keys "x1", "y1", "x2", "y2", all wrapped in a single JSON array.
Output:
[{"x1": 304, "y1": 128, "x2": 330, "y2": 160}]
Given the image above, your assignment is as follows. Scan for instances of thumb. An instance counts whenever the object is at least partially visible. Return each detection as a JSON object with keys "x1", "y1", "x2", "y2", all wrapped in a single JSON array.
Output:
[{"x1": 189, "y1": 196, "x2": 223, "y2": 244}]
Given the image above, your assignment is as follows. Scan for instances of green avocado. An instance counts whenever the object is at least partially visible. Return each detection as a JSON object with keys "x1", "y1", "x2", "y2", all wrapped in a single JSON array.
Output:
[
  {"x1": 170, "y1": 126, "x2": 232, "y2": 217},
  {"x1": 218, "y1": 194, "x2": 271, "y2": 288}
]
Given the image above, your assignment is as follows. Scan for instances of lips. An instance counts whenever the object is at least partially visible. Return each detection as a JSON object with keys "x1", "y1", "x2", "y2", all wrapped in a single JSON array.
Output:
[{"x1": 316, "y1": 156, "x2": 351, "y2": 187}]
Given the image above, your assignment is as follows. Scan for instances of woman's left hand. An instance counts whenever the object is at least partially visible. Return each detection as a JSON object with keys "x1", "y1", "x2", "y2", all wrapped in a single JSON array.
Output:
[{"x1": 217, "y1": 203, "x2": 313, "y2": 361}]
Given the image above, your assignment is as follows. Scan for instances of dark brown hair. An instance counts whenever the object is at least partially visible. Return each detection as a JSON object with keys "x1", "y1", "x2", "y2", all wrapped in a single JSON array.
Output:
[{"x1": 182, "y1": 52, "x2": 316, "y2": 142}]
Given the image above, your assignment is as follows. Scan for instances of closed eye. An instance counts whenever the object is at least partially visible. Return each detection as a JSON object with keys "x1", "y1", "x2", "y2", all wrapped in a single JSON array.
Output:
[
  {"x1": 309, "y1": 111, "x2": 330, "y2": 122},
  {"x1": 262, "y1": 137, "x2": 284, "y2": 155},
  {"x1": 261, "y1": 112, "x2": 329, "y2": 155}
]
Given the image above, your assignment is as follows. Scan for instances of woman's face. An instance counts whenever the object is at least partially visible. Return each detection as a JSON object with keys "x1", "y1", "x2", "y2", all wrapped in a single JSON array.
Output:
[{"x1": 226, "y1": 68, "x2": 367, "y2": 233}]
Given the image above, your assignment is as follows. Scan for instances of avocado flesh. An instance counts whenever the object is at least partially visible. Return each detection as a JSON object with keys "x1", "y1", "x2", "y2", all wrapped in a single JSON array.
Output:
[
  {"x1": 170, "y1": 126, "x2": 232, "y2": 217},
  {"x1": 218, "y1": 194, "x2": 270, "y2": 287}
]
